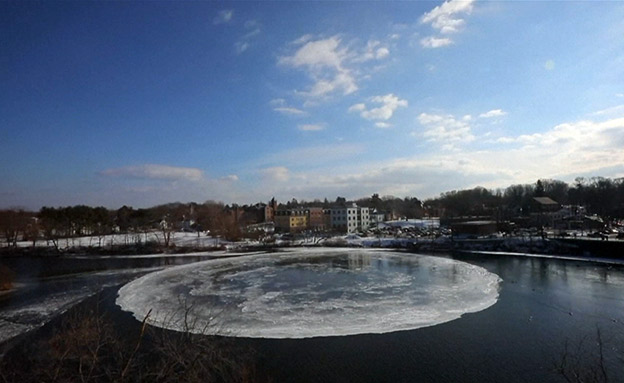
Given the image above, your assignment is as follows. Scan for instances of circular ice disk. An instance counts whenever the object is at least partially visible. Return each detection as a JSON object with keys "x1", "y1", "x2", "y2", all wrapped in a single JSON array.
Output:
[{"x1": 116, "y1": 249, "x2": 501, "y2": 338}]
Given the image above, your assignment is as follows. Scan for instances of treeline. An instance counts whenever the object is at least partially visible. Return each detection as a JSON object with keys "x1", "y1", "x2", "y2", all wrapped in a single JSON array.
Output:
[
  {"x1": 424, "y1": 177, "x2": 624, "y2": 219},
  {"x1": 0, "y1": 201, "x2": 255, "y2": 248},
  {"x1": 1, "y1": 176, "x2": 623, "y2": 248}
]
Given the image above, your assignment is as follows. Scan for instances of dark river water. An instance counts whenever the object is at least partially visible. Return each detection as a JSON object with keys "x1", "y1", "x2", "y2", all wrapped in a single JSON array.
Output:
[
  {"x1": 241, "y1": 252, "x2": 624, "y2": 382},
  {"x1": 2, "y1": 251, "x2": 624, "y2": 382}
]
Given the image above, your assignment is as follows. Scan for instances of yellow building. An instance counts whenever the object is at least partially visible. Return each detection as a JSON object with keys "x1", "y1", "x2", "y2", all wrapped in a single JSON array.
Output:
[{"x1": 274, "y1": 208, "x2": 309, "y2": 233}]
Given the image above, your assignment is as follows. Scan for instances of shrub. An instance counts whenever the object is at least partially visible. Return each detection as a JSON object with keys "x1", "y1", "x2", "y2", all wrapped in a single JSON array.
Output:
[{"x1": 0, "y1": 264, "x2": 14, "y2": 291}]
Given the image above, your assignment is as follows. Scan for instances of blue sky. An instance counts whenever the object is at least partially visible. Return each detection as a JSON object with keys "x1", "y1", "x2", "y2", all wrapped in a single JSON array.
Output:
[{"x1": 2, "y1": 1, "x2": 624, "y2": 209}]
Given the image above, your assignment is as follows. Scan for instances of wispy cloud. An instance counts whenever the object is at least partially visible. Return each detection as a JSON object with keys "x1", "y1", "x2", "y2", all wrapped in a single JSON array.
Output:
[
  {"x1": 279, "y1": 35, "x2": 391, "y2": 100},
  {"x1": 591, "y1": 104, "x2": 624, "y2": 116},
  {"x1": 349, "y1": 94, "x2": 408, "y2": 126},
  {"x1": 275, "y1": 107, "x2": 306, "y2": 116},
  {"x1": 213, "y1": 10, "x2": 233, "y2": 25},
  {"x1": 101, "y1": 164, "x2": 204, "y2": 182},
  {"x1": 258, "y1": 143, "x2": 366, "y2": 169},
  {"x1": 254, "y1": 116, "x2": 624, "y2": 201},
  {"x1": 270, "y1": 98, "x2": 307, "y2": 116},
  {"x1": 220, "y1": 174, "x2": 239, "y2": 182},
  {"x1": 235, "y1": 19, "x2": 261, "y2": 54},
  {"x1": 351, "y1": 40, "x2": 390, "y2": 63},
  {"x1": 298, "y1": 123, "x2": 325, "y2": 131},
  {"x1": 235, "y1": 42, "x2": 249, "y2": 54}
]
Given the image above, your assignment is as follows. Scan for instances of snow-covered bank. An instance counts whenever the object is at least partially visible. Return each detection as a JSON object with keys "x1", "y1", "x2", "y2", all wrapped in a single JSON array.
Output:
[{"x1": 9, "y1": 231, "x2": 243, "y2": 251}]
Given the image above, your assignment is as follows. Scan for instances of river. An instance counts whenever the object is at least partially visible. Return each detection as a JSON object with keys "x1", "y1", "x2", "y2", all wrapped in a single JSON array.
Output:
[{"x1": 2, "y1": 250, "x2": 624, "y2": 382}]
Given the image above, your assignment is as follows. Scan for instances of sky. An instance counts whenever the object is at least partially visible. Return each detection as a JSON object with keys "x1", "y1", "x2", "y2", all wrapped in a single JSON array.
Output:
[{"x1": 1, "y1": 1, "x2": 624, "y2": 210}]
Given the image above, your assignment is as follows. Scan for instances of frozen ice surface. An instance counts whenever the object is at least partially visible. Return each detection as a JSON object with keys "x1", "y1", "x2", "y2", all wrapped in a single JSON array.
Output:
[{"x1": 117, "y1": 248, "x2": 501, "y2": 338}]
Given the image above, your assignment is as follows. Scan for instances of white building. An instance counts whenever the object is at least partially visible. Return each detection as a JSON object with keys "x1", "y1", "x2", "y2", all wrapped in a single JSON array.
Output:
[{"x1": 331, "y1": 203, "x2": 370, "y2": 233}]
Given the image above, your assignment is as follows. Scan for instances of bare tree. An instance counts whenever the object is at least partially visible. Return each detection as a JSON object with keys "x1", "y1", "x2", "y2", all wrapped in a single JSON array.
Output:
[
  {"x1": 554, "y1": 327, "x2": 613, "y2": 383},
  {"x1": 0, "y1": 209, "x2": 29, "y2": 248}
]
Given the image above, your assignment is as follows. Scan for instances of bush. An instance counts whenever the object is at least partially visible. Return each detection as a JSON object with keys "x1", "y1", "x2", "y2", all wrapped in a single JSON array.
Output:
[
  {"x1": 0, "y1": 264, "x2": 14, "y2": 291},
  {"x1": 0, "y1": 294, "x2": 265, "y2": 383}
]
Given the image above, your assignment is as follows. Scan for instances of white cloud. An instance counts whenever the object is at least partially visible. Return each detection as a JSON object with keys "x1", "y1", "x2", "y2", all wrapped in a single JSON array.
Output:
[
  {"x1": 261, "y1": 166, "x2": 290, "y2": 182},
  {"x1": 349, "y1": 94, "x2": 408, "y2": 123},
  {"x1": 93, "y1": 118, "x2": 624, "y2": 207},
  {"x1": 274, "y1": 107, "x2": 306, "y2": 116},
  {"x1": 298, "y1": 124, "x2": 325, "y2": 131},
  {"x1": 280, "y1": 36, "x2": 346, "y2": 71},
  {"x1": 420, "y1": 0, "x2": 475, "y2": 48},
  {"x1": 306, "y1": 71, "x2": 358, "y2": 97},
  {"x1": 101, "y1": 164, "x2": 204, "y2": 182},
  {"x1": 213, "y1": 10, "x2": 233, "y2": 25},
  {"x1": 280, "y1": 36, "x2": 357, "y2": 98},
  {"x1": 352, "y1": 40, "x2": 391, "y2": 63},
  {"x1": 252, "y1": 116, "x2": 624, "y2": 202},
  {"x1": 348, "y1": 103, "x2": 366, "y2": 113},
  {"x1": 418, "y1": 113, "x2": 475, "y2": 143},
  {"x1": 544, "y1": 59, "x2": 555, "y2": 70},
  {"x1": 479, "y1": 109, "x2": 507, "y2": 118},
  {"x1": 280, "y1": 35, "x2": 392, "y2": 100},
  {"x1": 376, "y1": 47, "x2": 390, "y2": 59},
  {"x1": 421, "y1": 0, "x2": 475, "y2": 34},
  {"x1": 420, "y1": 36, "x2": 453, "y2": 48},
  {"x1": 375, "y1": 122, "x2": 392, "y2": 129}
]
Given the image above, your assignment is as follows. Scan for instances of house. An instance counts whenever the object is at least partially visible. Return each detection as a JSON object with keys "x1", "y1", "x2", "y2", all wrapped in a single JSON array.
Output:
[
  {"x1": 532, "y1": 197, "x2": 560, "y2": 212},
  {"x1": 531, "y1": 197, "x2": 560, "y2": 227}
]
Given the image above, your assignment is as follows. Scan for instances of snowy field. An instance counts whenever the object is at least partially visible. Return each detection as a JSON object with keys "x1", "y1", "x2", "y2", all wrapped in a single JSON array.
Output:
[{"x1": 10, "y1": 231, "x2": 236, "y2": 249}]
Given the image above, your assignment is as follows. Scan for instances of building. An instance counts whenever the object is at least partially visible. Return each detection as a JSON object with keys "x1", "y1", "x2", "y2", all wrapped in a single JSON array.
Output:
[
  {"x1": 330, "y1": 203, "x2": 370, "y2": 233},
  {"x1": 369, "y1": 209, "x2": 386, "y2": 226},
  {"x1": 531, "y1": 197, "x2": 560, "y2": 227},
  {"x1": 274, "y1": 208, "x2": 309, "y2": 233},
  {"x1": 532, "y1": 197, "x2": 560, "y2": 212},
  {"x1": 308, "y1": 207, "x2": 326, "y2": 231}
]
